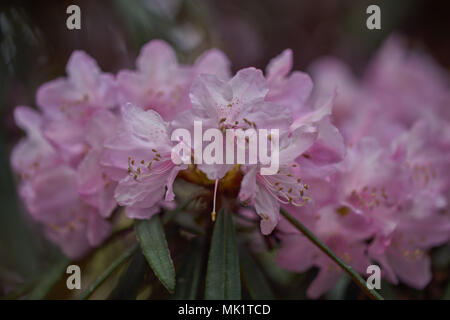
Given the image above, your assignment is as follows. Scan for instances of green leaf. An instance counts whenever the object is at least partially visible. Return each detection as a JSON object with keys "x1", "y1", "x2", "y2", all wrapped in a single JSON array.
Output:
[
  {"x1": 171, "y1": 238, "x2": 204, "y2": 300},
  {"x1": 239, "y1": 245, "x2": 274, "y2": 300},
  {"x1": 27, "y1": 256, "x2": 69, "y2": 300},
  {"x1": 135, "y1": 216, "x2": 176, "y2": 293},
  {"x1": 205, "y1": 209, "x2": 241, "y2": 300},
  {"x1": 80, "y1": 243, "x2": 138, "y2": 300},
  {"x1": 109, "y1": 250, "x2": 147, "y2": 300}
]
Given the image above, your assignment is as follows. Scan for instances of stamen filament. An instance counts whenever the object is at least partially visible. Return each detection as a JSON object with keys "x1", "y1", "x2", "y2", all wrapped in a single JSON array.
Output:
[{"x1": 211, "y1": 178, "x2": 219, "y2": 221}]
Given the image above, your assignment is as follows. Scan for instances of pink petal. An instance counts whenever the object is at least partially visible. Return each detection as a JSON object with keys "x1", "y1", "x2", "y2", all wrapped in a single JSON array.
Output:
[
  {"x1": 190, "y1": 74, "x2": 233, "y2": 120},
  {"x1": 266, "y1": 49, "x2": 293, "y2": 81},
  {"x1": 194, "y1": 48, "x2": 231, "y2": 80},
  {"x1": 239, "y1": 167, "x2": 258, "y2": 203},
  {"x1": 254, "y1": 185, "x2": 280, "y2": 235},
  {"x1": 11, "y1": 106, "x2": 58, "y2": 175},
  {"x1": 67, "y1": 51, "x2": 102, "y2": 90},
  {"x1": 306, "y1": 267, "x2": 341, "y2": 299},
  {"x1": 126, "y1": 205, "x2": 160, "y2": 220},
  {"x1": 276, "y1": 233, "x2": 316, "y2": 272},
  {"x1": 121, "y1": 103, "x2": 171, "y2": 149},
  {"x1": 266, "y1": 71, "x2": 313, "y2": 114},
  {"x1": 229, "y1": 67, "x2": 268, "y2": 104},
  {"x1": 238, "y1": 100, "x2": 291, "y2": 131},
  {"x1": 137, "y1": 40, "x2": 178, "y2": 77},
  {"x1": 87, "y1": 213, "x2": 112, "y2": 247}
]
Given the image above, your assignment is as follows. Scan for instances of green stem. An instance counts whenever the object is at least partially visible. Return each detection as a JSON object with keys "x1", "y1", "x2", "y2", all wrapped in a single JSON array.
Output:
[
  {"x1": 280, "y1": 208, "x2": 384, "y2": 300},
  {"x1": 79, "y1": 243, "x2": 139, "y2": 300}
]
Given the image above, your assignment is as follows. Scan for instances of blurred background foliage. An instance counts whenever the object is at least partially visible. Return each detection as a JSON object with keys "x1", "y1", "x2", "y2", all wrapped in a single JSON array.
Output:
[{"x1": 0, "y1": 0, "x2": 449, "y2": 299}]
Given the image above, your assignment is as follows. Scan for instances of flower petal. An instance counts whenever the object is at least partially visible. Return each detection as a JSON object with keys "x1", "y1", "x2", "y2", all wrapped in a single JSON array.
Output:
[{"x1": 229, "y1": 67, "x2": 268, "y2": 104}]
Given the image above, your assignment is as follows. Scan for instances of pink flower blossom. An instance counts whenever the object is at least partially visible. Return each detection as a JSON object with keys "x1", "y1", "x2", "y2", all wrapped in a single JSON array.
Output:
[
  {"x1": 76, "y1": 110, "x2": 120, "y2": 218},
  {"x1": 21, "y1": 165, "x2": 111, "y2": 259},
  {"x1": 36, "y1": 51, "x2": 117, "y2": 164},
  {"x1": 266, "y1": 49, "x2": 346, "y2": 167},
  {"x1": 276, "y1": 138, "x2": 402, "y2": 297},
  {"x1": 10, "y1": 106, "x2": 59, "y2": 179},
  {"x1": 276, "y1": 36, "x2": 450, "y2": 296},
  {"x1": 365, "y1": 35, "x2": 450, "y2": 126},
  {"x1": 9, "y1": 37, "x2": 450, "y2": 297},
  {"x1": 265, "y1": 49, "x2": 313, "y2": 117},
  {"x1": 102, "y1": 103, "x2": 187, "y2": 219},
  {"x1": 11, "y1": 106, "x2": 111, "y2": 258},
  {"x1": 174, "y1": 66, "x2": 292, "y2": 180},
  {"x1": 116, "y1": 40, "x2": 231, "y2": 121},
  {"x1": 277, "y1": 216, "x2": 371, "y2": 298},
  {"x1": 237, "y1": 50, "x2": 345, "y2": 235},
  {"x1": 239, "y1": 125, "x2": 316, "y2": 235}
]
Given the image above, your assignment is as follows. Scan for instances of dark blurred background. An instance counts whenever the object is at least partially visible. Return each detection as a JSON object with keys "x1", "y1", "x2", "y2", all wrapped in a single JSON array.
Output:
[{"x1": 1, "y1": 0, "x2": 449, "y2": 298}]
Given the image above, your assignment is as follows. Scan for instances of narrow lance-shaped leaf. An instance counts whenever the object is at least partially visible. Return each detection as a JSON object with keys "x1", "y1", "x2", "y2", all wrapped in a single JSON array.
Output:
[
  {"x1": 79, "y1": 243, "x2": 138, "y2": 300},
  {"x1": 109, "y1": 250, "x2": 147, "y2": 300},
  {"x1": 135, "y1": 215, "x2": 176, "y2": 293},
  {"x1": 205, "y1": 209, "x2": 241, "y2": 300},
  {"x1": 171, "y1": 238, "x2": 204, "y2": 300},
  {"x1": 239, "y1": 244, "x2": 275, "y2": 300},
  {"x1": 28, "y1": 256, "x2": 69, "y2": 300}
]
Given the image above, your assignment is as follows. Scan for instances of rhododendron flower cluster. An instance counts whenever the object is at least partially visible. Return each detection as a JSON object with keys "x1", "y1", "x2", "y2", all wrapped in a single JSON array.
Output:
[
  {"x1": 11, "y1": 37, "x2": 450, "y2": 298},
  {"x1": 277, "y1": 36, "x2": 450, "y2": 298}
]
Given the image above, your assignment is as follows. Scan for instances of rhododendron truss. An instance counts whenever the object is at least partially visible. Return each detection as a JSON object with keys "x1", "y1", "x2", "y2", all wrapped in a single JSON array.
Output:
[{"x1": 10, "y1": 37, "x2": 450, "y2": 300}]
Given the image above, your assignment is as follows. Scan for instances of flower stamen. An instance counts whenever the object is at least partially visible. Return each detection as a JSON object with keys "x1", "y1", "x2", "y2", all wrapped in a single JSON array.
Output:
[{"x1": 211, "y1": 178, "x2": 219, "y2": 221}]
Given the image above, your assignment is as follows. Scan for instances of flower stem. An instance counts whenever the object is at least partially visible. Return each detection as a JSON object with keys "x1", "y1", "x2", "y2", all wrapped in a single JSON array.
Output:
[{"x1": 280, "y1": 208, "x2": 384, "y2": 300}]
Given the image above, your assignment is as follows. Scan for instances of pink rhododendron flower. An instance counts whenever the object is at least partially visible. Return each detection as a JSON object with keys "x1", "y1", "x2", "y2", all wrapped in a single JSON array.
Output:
[
  {"x1": 278, "y1": 216, "x2": 371, "y2": 298},
  {"x1": 11, "y1": 106, "x2": 111, "y2": 259},
  {"x1": 76, "y1": 110, "x2": 120, "y2": 218},
  {"x1": 21, "y1": 165, "x2": 111, "y2": 259},
  {"x1": 267, "y1": 49, "x2": 346, "y2": 167},
  {"x1": 239, "y1": 126, "x2": 316, "y2": 235},
  {"x1": 179, "y1": 67, "x2": 292, "y2": 132},
  {"x1": 265, "y1": 49, "x2": 313, "y2": 116},
  {"x1": 36, "y1": 51, "x2": 117, "y2": 164},
  {"x1": 365, "y1": 36, "x2": 450, "y2": 126},
  {"x1": 102, "y1": 103, "x2": 187, "y2": 219},
  {"x1": 117, "y1": 40, "x2": 231, "y2": 121},
  {"x1": 237, "y1": 50, "x2": 345, "y2": 235},
  {"x1": 11, "y1": 106, "x2": 59, "y2": 179},
  {"x1": 174, "y1": 67, "x2": 292, "y2": 180},
  {"x1": 276, "y1": 138, "x2": 400, "y2": 297},
  {"x1": 275, "y1": 36, "x2": 450, "y2": 297},
  {"x1": 9, "y1": 36, "x2": 450, "y2": 299}
]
